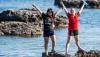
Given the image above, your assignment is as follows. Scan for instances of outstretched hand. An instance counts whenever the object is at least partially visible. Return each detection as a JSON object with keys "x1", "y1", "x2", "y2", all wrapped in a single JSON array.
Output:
[
  {"x1": 82, "y1": 0, "x2": 88, "y2": 6},
  {"x1": 60, "y1": 1, "x2": 63, "y2": 5},
  {"x1": 60, "y1": 1, "x2": 64, "y2": 8}
]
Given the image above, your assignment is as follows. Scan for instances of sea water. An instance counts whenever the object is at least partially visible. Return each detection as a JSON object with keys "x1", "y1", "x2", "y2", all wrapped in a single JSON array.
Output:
[{"x1": 0, "y1": 0, "x2": 100, "y2": 57}]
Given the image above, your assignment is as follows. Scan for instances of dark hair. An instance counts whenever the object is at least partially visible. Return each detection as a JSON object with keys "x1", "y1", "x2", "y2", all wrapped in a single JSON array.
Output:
[
  {"x1": 47, "y1": 8, "x2": 52, "y2": 12},
  {"x1": 47, "y1": 8, "x2": 54, "y2": 17}
]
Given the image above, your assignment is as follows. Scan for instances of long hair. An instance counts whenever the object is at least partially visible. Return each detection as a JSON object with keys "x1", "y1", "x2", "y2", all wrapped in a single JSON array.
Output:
[{"x1": 46, "y1": 8, "x2": 55, "y2": 18}]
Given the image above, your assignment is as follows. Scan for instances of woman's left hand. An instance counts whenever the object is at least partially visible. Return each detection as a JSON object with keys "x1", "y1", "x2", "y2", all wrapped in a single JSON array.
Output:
[{"x1": 53, "y1": 24, "x2": 55, "y2": 28}]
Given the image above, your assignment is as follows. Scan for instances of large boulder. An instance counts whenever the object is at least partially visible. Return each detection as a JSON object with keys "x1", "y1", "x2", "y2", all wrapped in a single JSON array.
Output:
[
  {"x1": 0, "y1": 9, "x2": 41, "y2": 22},
  {"x1": 0, "y1": 30, "x2": 4, "y2": 36},
  {"x1": 0, "y1": 22, "x2": 42, "y2": 36}
]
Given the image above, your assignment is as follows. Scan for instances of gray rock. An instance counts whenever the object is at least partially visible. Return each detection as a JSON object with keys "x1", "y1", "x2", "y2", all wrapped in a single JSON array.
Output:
[
  {"x1": 0, "y1": 30, "x2": 4, "y2": 35},
  {"x1": 75, "y1": 50, "x2": 100, "y2": 57},
  {"x1": 0, "y1": 22, "x2": 42, "y2": 36}
]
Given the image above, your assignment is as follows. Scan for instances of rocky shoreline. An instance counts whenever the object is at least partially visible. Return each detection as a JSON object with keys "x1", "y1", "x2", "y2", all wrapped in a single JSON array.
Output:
[
  {"x1": 42, "y1": 50, "x2": 100, "y2": 57},
  {"x1": 0, "y1": 8, "x2": 67, "y2": 36},
  {"x1": 0, "y1": 21, "x2": 42, "y2": 36}
]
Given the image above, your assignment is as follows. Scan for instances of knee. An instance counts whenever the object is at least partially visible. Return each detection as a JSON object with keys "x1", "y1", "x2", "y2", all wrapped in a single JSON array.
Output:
[
  {"x1": 67, "y1": 40, "x2": 70, "y2": 44},
  {"x1": 67, "y1": 36, "x2": 71, "y2": 42},
  {"x1": 76, "y1": 39, "x2": 79, "y2": 42},
  {"x1": 74, "y1": 36, "x2": 79, "y2": 41},
  {"x1": 45, "y1": 40, "x2": 49, "y2": 43},
  {"x1": 75, "y1": 39, "x2": 79, "y2": 44},
  {"x1": 51, "y1": 38, "x2": 55, "y2": 43},
  {"x1": 44, "y1": 40, "x2": 49, "y2": 45},
  {"x1": 51, "y1": 36, "x2": 56, "y2": 43}
]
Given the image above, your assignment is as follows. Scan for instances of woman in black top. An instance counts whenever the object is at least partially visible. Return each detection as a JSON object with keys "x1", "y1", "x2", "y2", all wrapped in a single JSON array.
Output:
[{"x1": 42, "y1": 8, "x2": 62, "y2": 56}]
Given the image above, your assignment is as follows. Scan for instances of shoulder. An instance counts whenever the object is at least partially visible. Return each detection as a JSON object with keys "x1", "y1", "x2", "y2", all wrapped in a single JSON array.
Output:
[
  {"x1": 77, "y1": 12, "x2": 80, "y2": 16},
  {"x1": 67, "y1": 12, "x2": 71, "y2": 16},
  {"x1": 67, "y1": 12, "x2": 70, "y2": 15},
  {"x1": 42, "y1": 13, "x2": 46, "y2": 16},
  {"x1": 77, "y1": 12, "x2": 80, "y2": 14},
  {"x1": 42, "y1": 13, "x2": 47, "y2": 18}
]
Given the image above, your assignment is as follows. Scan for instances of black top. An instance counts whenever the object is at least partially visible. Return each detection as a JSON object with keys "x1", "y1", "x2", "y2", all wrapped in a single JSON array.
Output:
[{"x1": 42, "y1": 13, "x2": 54, "y2": 31}]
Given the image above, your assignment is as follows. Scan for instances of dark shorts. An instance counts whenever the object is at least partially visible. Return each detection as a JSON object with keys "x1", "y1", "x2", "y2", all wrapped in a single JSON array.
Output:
[
  {"x1": 68, "y1": 30, "x2": 78, "y2": 36},
  {"x1": 43, "y1": 29, "x2": 54, "y2": 37}
]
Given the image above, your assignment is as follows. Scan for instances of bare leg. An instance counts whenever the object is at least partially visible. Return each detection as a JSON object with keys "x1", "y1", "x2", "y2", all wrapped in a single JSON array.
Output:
[
  {"x1": 50, "y1": 35, "x2": 56, "y2": 52},
  {"x1": 74, "y1": 35, "x2": 82, "y2": 50},
  {"x1": 65, "y1": 35, "x2": 71, "y2": 56},
  {"x1": 44, "y1": 37, "x2": 49, "y2": 55}
]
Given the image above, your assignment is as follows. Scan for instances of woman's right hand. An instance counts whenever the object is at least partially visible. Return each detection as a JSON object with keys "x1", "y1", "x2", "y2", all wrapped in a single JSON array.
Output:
[{"x1": 60, "y1": 1, "x2": 63, "y2": 6}]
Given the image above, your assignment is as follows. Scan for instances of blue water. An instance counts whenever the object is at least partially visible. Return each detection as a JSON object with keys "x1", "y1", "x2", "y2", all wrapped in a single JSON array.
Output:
[
  {"x1": 0, "y1": 0, "x2": 100, "y2": 57},
  {"x1": 0, "y1": 0, "x2": 56, "y2": 12}
]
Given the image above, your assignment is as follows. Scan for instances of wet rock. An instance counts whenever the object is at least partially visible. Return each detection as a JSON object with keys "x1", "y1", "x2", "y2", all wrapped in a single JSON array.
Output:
[
  {"x1": 42, "y1": 50, "x2": 100, "y2": 57},
  {"x1": 0, "y1": 30, "x2": 4, "y2": 35},
  {"x1": 42, "y1": 52, "x2": 65, "y2": 57},
  {"x1": 0, "y1": 22, "x2": 42, "y2": 36},
  {"x1": 75, "y1": 50, "x2": 100, "y2": 57},
  {"x1": 0, "y1": 8, "x2": 41, "y2": 22},
  {"x1": 54, "y1": 16, "x2": 67, "y2": 28}
]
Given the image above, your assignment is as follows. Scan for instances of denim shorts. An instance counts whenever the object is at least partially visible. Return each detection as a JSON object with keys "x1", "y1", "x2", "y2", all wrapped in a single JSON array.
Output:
[{"x1": 43, "y1": 29, "x2": 54, "y2": 37}]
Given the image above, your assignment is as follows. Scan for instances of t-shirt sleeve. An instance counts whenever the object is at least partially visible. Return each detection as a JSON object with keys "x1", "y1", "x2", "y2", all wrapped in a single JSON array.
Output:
[
  {"x1": 67, "y1": 13, "x2": 70, "y2": 17},
  {"x1": 77, "y1": 12, "x2": 80, "y2": 17},
  {"x1": 42, "y1": 13, "x2": 45, "y2": 18}
]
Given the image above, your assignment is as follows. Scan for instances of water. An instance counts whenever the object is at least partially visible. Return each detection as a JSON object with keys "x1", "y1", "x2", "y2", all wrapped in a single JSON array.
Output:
[
  {"x1": 0, "y1": 0, "x2": 56, "y2": 12},
  {"x1": 0, "y1": 0, "x2": 100, "y2": 57}
]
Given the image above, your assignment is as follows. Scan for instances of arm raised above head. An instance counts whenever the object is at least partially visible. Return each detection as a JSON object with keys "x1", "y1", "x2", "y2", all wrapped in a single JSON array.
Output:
[
  {"x1": 55, "y1": 8, "x2": 63, "y2": 17},
  {"x1": 79, "y1": 0, "x2": 88, "y2": 14},
  {"x1": 32, "y1": 4, "x2": 43, "y2": 14},
  {"x1": 79, "y1": 3, "x2": 85, "y2": 14},
  {"x1": 60, "y1": 1, "x2": 68, "y2": 13}
]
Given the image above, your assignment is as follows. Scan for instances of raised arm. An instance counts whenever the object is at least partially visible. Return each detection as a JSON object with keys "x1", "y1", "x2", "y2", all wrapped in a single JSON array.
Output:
[
  {"x1": 79, "y1": 3, "x2": 85, "y2": 14},
  {"x1": 79, "y1": 0, "x2": 88, "y2": 14},
  {"x1": 55, "y1": 8, "x2": 62, "y2": 17},
  {"x1": 60, "y1": 1, "x2": 68, "y2": 13},
  {"x1": 32, "y1": 4, "x2": 43, "y2": 14}
]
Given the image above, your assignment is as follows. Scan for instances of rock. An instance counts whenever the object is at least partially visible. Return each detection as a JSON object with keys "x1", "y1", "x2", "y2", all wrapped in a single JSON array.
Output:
[
  {"x1": 0, "y1": 6, "x2": 69, "y2": 37},
  {"x1": 75, "y1": 50, "x2": 100, "y2": 57},
  {"x1": 0, "y1": 7, "x2": 41, "y2": 22},
  {"x1": 0, "y1": 21, "x2": 42, "y2": 36},
  {"x1": 42, "y1": 50, "x2": 100, "y2": 57},
  {"x1": 0, "y1": 30, "x2": 4, "y2": 35},
  {"x1": 54, "y1": 0, "x2": 100, "y2": 8},
  {"x1": 42, "y1": 52, "x2": 65, "y2": 57},
  {"x1": 54, "y1": 16, "x2": 67, "y2": 28},
  {"x1": 0, "y1": 14, "x2": 68, "y2": 36}
]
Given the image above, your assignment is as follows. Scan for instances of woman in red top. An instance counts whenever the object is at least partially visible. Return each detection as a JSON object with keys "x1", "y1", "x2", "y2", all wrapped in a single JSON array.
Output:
[{"x1": 61, "y1": 1, "x2": 85, "y2": 56}]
